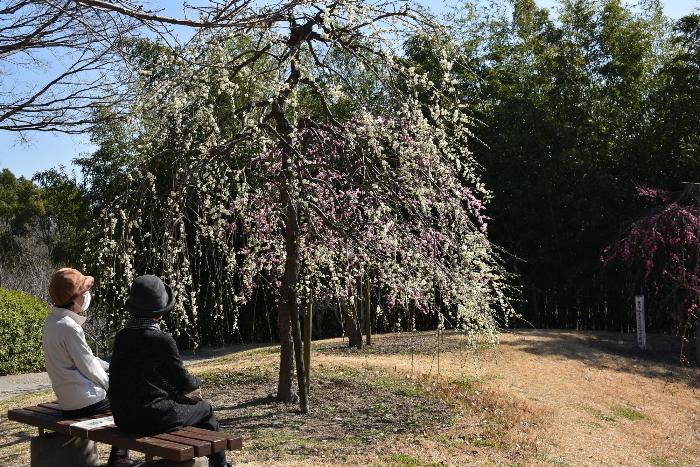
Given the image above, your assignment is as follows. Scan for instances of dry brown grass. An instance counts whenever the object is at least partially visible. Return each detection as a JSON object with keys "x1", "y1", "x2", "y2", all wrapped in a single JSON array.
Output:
[
  {"x1": 0, "y1": 390, "x2": 54, "y2": 466},
  {"x1": 305, "y1": 329, "x2": 699, "y2": 466},
  {"x1": 1, "y1": 329, "x2": 698, "y2": 466}
]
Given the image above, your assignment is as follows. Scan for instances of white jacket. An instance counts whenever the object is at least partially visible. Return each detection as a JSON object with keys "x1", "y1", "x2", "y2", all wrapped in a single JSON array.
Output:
[{"x1": 42, "y1": 307, "x2": 110, "y2": 411}]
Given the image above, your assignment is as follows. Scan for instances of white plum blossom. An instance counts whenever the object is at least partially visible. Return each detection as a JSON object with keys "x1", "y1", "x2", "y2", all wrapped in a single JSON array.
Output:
[{"x1": 86, "y1": 0, "x2": 516, "y2": 352}]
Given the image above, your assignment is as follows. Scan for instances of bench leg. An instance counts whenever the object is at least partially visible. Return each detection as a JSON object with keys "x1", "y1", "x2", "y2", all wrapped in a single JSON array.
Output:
[{"x1": 30, "y1": 432, "x2": 98, "y2": 467}]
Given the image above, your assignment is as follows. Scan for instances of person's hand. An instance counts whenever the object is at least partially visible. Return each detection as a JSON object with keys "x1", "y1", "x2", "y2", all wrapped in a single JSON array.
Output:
[{"x1": 190, "y1": 389, "x2": 203, "y2": 401}]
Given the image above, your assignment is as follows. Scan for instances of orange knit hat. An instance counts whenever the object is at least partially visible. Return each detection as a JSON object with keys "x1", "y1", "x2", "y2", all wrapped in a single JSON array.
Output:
[{"x1": 48, "y1": 268, "x2": 94, "y2": 307}]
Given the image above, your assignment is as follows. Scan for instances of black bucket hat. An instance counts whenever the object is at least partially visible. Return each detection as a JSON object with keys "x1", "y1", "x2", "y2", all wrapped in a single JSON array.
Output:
[{"x1": 125, "y1": 275, "x2": 176, "y2": 317}]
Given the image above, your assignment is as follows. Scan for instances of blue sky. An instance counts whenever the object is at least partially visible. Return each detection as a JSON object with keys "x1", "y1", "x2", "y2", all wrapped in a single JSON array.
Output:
[{"x1": 1, "y1": 0, "x2": 698, "y2": 179}]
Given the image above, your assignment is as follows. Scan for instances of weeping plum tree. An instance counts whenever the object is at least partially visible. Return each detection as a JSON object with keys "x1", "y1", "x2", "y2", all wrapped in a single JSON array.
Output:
[
  {"x1": 604, "y1": 185, "x2": 700, "y2": 362},
  {"x1": 86, "y1": 0, "x2": 516, "y2": 413}
]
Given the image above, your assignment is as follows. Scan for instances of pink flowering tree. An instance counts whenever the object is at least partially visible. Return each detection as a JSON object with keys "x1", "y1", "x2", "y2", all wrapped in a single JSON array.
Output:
[
  {"x1": 86, "y1": 1, "x2": 516, "y2": 412},
  {"x1": 604, "y1": 185, "x2": 700, "y2": 361}
]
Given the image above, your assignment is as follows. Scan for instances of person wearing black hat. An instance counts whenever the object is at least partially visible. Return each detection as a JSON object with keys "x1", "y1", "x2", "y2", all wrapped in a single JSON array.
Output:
[{"x1": 108, "y1": 275, "x2": 230, "y2": 467}]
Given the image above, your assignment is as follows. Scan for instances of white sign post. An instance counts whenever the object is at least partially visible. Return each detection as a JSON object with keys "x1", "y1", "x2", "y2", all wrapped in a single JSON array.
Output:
[{"x1": 635, "y1": 295, "x2": 646, "y2": 349}]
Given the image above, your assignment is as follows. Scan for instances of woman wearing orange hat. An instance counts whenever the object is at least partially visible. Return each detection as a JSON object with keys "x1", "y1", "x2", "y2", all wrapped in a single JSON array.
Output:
[{"x1": 43, "y1": 268, "x2": 140, "y2": 467}]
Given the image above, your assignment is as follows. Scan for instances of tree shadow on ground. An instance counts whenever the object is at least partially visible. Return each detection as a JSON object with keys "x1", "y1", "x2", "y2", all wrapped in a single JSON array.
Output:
[
  {"x1": 205, "y1": 370, "x2": 452, "y2": 462},
  {"x1": 500, "y1": 329, "x2": 699, "y2": 388},
  {"x1": 0, "y1": 429, "x2": 32, "y2": 466},
  {"x1": 218, "y1": 395, "x2": 277, "y2": 412},
  {"x1": 314, "y1": 330, "x2": 471, "y2": 356},
  {"x1": 0, "y1": 430, "x2": 30, "y2": 449}
]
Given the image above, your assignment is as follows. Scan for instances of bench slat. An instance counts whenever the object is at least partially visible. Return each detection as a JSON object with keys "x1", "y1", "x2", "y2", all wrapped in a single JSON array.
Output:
[
  {"x1": 9, "y1": 409, "x2": 194, "y2": 461},
  {"x1": 181, "y1": 426, "x2": 243, "y2": 450},
  {"x1": 36, "y1": 402, "x2": 111, "y2": 417},
  {"x1": 23, "y1": 406, "x2": 63, "y2": 418},
  {"x1": 9, "y1": 404, "x2": 241, "y2": 461},
  {"x1": 154, "y1": 433, "x2": 212, "y2": 456},
  {"x1": 69, "y1": 426, "x2": 194, "y2": 462},
  {"x1": 7, "y1": 409, "x2": 72, "y2": 435},
  {"x1": 37, "y1": 402, "x2": 61, "y2": 411},
  {"x1": 170, "y1": 428, "x2": 226, "y2": 451},
  {"x1": 27, "y1": 404, "x2": 112, "y2": 425}
]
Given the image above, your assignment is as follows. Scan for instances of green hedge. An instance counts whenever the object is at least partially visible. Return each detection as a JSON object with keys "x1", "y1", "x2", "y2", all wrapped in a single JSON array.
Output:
[{"x1": 0, "y1": 288, "x2": 49, "y2": 375}]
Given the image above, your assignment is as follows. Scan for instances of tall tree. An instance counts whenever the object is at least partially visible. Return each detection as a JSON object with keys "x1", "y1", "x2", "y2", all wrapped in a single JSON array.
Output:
[
  {"x1": 418, "y1": 0, "x2": 672, "y2": 331},
  {"x1": 84, "y1": 2, "x2": 516, "y2": 413},
  {"x1": 642, "y1": 14, "x2": 700, "y2": 185},
  {"x1": 33, "y1": 168, "x2": 91, "y2": 265},
  {"x1": 0, "y1": 169, "x2": 44, "y2": 262},
  {"x1": 0, "y1": 168, "x2": 87, "y2": 297}
]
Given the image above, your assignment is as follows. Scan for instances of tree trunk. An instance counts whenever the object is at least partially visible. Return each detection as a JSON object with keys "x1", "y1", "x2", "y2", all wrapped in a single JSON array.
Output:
[
  {"x1": 303, "y1": 299, "x2": 312, "y2": 392},
  {"x1": 364, "y1": 276, "x2": 371, "y2": 345},
  {"x1": 276, "y1": 298, "x2": 295, "y2": 402},
  {"x1": 272, "y1": 79, "x2": 308, "y2": 411},
  {"x1": 276, "y1": 166, "x2": 308, "y2": 412},
  {"x1": 276, "y1": 181, "x2": 301, "y2": 405},
  {"x1": 343, "y1": 297, "x2": 363, "y2": 349},
  {"x1": 532, "y1": 287, "x2": 540, "y2": 328},
  {"x1": 356, "y1": 275, "x2": 365, "y2": 344},
  {"x1": 696, "y1": 316, "x2": 700, "y2": 366},
  {"x1": 280, "y1": 162, "x2": 308, "y2": 412},
  {"x1": 290, "y1": 285, "x2": 307, "y2": 412}
]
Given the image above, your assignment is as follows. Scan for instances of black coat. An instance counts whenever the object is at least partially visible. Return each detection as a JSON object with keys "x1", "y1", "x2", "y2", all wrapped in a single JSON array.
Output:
[{"x1": 108, "y1": 321, "x2": 201, "y2": 434}]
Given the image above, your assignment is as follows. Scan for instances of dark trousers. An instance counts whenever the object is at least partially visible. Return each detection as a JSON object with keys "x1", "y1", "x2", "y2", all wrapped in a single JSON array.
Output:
[
  {"x1": 177, "y1": 400, "x2": 226, "y2": 467},
  {"x1": 63, "y1": 399, "x2": 129, "y2": 462}
]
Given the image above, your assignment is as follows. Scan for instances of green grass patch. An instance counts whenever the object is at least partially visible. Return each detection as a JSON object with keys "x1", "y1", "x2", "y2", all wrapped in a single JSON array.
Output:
[
  {"x1": 433, "y1": 434, "x2": 457, "y2": 447},
  {"x1": 612, "y1": 406, "x2": 646, "y2": 421},
  {"x1": 582, "y1": 405, "x2": 645, "y2": 423},
  {"x1": 595, "y1": 411, "x2": 616, "y2": 422},
  {"x1": 199, "y1": 367, "x2": 273, "y2": 387},
  {"x1": 241, "y1": 346, "x2": 278, "y2": 356},
  {"x1": 549, "y1": 457, "x2": 571, "y2": 466},
  {"x1": 648, "y1": 456, "x2": 683, "y2": 466},
  {"x1": 251, "y1": 428, "x2": 340, "y2": 453},
  {"x1": 369, "y1": 376, "x2": 428, "y2": 398},
  {"x1": 471, "y1": 437, "x2": 497, "y2": 448},
  {"x1": 450, "y1": 375, "x2": 481, "y2": 393},
  {"x1": 317, "y1": 366, "x2": 429, "y2": 398},
  {"x1": 582, "y1": 406, "x2": 616, "y2": 422},
  {"x1": 382, "y1": 454, "x2": 445, "y2": 466}
]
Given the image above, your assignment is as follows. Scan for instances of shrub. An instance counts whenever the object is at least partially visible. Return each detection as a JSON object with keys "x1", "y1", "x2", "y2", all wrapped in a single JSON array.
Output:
[{"x1": 0, "y1": 288, "x2": 49, "y2": 375}]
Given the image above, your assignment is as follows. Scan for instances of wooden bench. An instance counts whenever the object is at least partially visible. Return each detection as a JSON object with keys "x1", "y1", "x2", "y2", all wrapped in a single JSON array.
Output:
[{"x1": 8, "y1": 402, "x2": 242, "y2": 465}]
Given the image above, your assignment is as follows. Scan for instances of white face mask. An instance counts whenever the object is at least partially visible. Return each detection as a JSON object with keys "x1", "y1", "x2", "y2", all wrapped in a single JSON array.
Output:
[{"x1": 81, "y1": 291, "x2": 92, "y2": 312}]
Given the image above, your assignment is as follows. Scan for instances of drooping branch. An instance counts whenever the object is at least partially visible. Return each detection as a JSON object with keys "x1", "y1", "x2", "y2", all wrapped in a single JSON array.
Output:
[
  {"x1": 0, "y1": 0, "x2": 137, "y2": 132},
  {"x1": 0, "y1": 0, "x2": 306, "y2": 133},
  {"x1": 73, "y1": 0, "x2": 301, "y2": 29}
]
